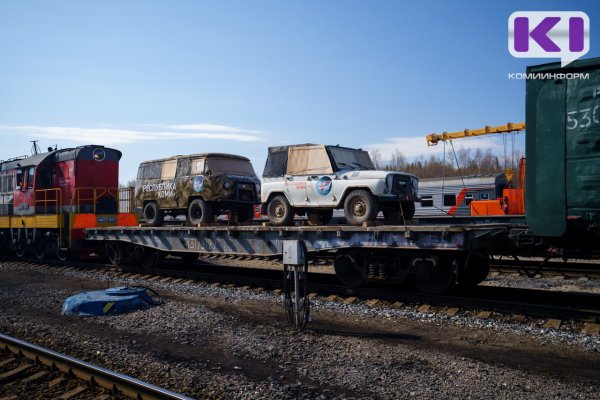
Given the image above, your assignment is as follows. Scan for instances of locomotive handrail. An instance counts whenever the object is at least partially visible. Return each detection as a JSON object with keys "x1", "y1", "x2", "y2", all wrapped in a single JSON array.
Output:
[
  {"x1": 34, "y1": 188, "x2": 62, "y2": 216},
  {"x1": 69, "y1": 187, "x2": 120, "y2": 214}
]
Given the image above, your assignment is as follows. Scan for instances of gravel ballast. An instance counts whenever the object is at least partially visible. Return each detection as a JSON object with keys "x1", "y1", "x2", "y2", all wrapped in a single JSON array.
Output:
[{"x1": 0, "y1": 262, "x2": 599, "y2": 399}]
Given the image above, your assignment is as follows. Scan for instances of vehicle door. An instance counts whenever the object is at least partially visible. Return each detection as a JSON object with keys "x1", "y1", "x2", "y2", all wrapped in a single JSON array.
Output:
[
  {"x1": 302, "y1": 146, "x2": 336, "y2": 207},
  {"x1": 174, "y1": 157, "x2": 192, "y2": 208},
  {"x1": 189, "y1": 157, "x2": 208, "y2": 200},
  {"x1": 285, "y1": 146, "x2": 322, "y2": 206},
  {"x1": 158, "y1": 160, "x2": 177, "y2": 209}
]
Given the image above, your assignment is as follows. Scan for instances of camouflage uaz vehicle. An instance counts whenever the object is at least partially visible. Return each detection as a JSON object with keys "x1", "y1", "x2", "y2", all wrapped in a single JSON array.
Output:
[
  {"x1": 261, "y1": 144, "x2": 419, "y2": 226},
  {"x1": 135, "y1": 153, "x2": 260, "y2": 226}
]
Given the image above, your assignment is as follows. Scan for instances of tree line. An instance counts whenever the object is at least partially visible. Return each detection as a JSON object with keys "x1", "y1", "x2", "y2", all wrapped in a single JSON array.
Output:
[{"x1": 369, "y1": 148, "x2": 523, "y2": 179}]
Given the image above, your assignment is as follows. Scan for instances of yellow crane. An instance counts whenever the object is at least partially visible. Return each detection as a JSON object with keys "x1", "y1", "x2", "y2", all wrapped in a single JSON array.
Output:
[
  {"x1": 426, "y1": 122, "x2": 526, "y2": 146},
  {"x1": 424, "y1": 122, "x2": 527, "y2": 216}
]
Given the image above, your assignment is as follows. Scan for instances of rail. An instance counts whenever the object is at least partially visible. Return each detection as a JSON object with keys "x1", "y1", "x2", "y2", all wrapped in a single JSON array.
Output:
[{"x1": 0, "y1": 332, "x2": 194, "y2": 400}]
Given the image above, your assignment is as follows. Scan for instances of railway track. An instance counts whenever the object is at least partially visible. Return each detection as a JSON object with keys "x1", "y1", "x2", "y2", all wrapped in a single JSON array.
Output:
[
  {"x1": 1, "y1": 256, "x2": 599, "y2": 335},
  {"x1": 0, "y1": 333, "x2": 193, "y2": 400},
  {"x1": 490, "y1": 257, "x2": 600, "y2": 279}
]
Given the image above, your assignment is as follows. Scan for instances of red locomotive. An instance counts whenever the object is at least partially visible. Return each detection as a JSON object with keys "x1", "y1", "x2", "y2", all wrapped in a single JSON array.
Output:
[{"x1": 0, "y1": 145, "x2": 137, "y2": 259}]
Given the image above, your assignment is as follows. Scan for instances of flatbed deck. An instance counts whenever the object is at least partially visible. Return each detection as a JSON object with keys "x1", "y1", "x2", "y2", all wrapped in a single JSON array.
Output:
[{"x1": 86, "y1": 223, "x2": 523, "y2": 257}]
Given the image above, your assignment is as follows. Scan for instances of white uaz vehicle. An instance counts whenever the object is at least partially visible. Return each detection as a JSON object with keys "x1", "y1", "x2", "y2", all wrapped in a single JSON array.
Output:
[{"x1": 261, "y1": 144, "x2": 419, "y2": 226}]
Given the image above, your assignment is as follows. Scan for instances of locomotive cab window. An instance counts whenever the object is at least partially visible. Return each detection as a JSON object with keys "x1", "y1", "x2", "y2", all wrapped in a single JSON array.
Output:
[
  {"x1": 16, "y1": 170, "x2": 24, "y2": 190},
  {"x1": 421, "y1": 195, "x2": 433, "y2": 207},
  {"x1": 443, "y1": 194, "x2": 456, "y2": 207},
  {"x1": 26, "y1": 167, "x2": 35, "y2": 189}
]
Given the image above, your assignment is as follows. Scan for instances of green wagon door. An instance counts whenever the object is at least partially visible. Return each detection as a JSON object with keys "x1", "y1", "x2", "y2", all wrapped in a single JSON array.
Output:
[
  {"x1": 525, "y1": 70, "x2": 567, "y2": 236},
  {"x1": 565, "y1": 67, "x2": 600, "y2": 224},
  {"x1": 526, "y1": 58, "x2": 600, "y2": 237}
]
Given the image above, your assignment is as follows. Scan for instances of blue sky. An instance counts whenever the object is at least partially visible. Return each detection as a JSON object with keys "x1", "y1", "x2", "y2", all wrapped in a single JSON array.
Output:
[{"x1": 1, "y1": 1, "x2": 598, "y2": 183}]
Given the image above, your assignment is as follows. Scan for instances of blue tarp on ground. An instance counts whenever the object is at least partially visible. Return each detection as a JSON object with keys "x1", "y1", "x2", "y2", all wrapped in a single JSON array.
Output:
[{"x1": 62, "y1": 286, "x2": 158, "y2": 316}]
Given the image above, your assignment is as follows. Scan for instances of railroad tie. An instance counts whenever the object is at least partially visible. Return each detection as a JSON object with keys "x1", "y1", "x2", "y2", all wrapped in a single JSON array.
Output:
[
  {"x1": 365, "y1": 299, "x2": 381, "y2": 307},
  {"x1": 476, "y1": 311, "x2": 492, "y2": 319},
  {"x1": 0, "y1": 395, "x2": 18, "y2": 400},
  {"x1": 325, "y1": 294, "x2": 339, "y2": 302},
  {"x1": 58, "y1": 385, "x2": 88, "y2": 400},
  {"x1": 0, "y1": 364, "x2": 33, "y2": 382},
  {"x1": 22, "y1": 370, "x2": 49, "y2": 382},
  {"x1": 391, "y1": 301, "x2": 404, "y2": 309},
  {"x1": 445, "y1": 307, "x2": 459, "y2": 316},
  {"x1": 48, "y1": 377, "x2": 65, "y2": 388},
  {"x1": 510, "y1": 314, "x2": 526, "y2": 322},
  {"x1": 582, "y1": 323, "x2": 600, "y2": 335},
  {"x1": 0, "y1": 357, "x2": 16, "y2": 367},
  {"x1": 543, "y1": 319, "x2": 562, "y2": 330},
  {"x1": 343, "y1": 296, "x2": 358, "y2": 305},
  {"x1": 417, "y1": 304, "x2": 431, "y2": 313}
]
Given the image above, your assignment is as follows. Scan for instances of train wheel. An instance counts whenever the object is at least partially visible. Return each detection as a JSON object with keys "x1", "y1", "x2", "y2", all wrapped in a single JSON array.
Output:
[
  {"x1": 334, "y1": 251, "x2": 368, "y2": 288},
  {"x1": 460, "y1": 252, "x2": 491, "y2": 287},
  {"x1": 14, "y1": 237, "x2": 27, "y2": 258},
  {"x1": 137, "y1": 247, "x2": 161, "y2": 269},
  {"x1": 34, "y1": 239, "x2": 47, "y2": 260},
  {"x1": 57, "y1": 248, "x2": 69, "y2": 261},
  {"x1": 106, "y1": 243, "x2": 123, "y2": 267},
  {"x1": 412, "y1": 255, "x2": 457, "y2": 294}
]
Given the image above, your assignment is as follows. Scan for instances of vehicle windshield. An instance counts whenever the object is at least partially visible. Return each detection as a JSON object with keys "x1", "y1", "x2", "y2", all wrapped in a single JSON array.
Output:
[
  {"x1": 205, "y1": 157, "x2": 255, "y2": 175},
  {"x1": 327, "y1": 147, "x2": 375, "y2": 171}
]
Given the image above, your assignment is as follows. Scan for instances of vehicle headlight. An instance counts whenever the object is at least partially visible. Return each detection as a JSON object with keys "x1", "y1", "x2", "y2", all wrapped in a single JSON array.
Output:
[
  {"x1": 223, "y1": 180, "x2": 233, "y2": 190},
  {"x1": 255, "y1": 182, "x2": 261, "y2": 193}
]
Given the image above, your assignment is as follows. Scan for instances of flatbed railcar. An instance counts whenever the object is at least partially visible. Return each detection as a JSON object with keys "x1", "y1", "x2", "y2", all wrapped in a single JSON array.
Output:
[{"x1": 86, "y1": 222, "x2": 520, "y2": 294}]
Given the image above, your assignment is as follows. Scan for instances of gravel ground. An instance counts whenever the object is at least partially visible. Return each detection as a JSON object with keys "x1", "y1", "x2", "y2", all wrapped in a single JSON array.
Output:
[
  {"x1": 482, "y1": 272, "x2": 600, "y2": 294},
  {"x1": 0, "y1": 262, "x2": 599, "y2": 399}
]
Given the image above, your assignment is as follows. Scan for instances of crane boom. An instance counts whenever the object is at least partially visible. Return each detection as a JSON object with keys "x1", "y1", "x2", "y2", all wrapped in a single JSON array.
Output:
[{"x1": 426, "y1": 122, "x2": 526, "y2": 146}]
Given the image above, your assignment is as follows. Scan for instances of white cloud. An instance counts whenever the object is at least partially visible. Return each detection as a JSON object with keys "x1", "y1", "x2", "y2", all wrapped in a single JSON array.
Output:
[
  {"x1": 363, "y1": 136, "x2": 508, "y2": 160},
  {"x1": 0, "y1": 124, "x2": 263, "y2": 145}
]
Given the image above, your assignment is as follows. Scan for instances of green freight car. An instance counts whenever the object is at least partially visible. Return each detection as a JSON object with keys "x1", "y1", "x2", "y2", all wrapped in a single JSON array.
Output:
[{"x1": 526, "y1": 57, "x2": 600, "y2": 240}]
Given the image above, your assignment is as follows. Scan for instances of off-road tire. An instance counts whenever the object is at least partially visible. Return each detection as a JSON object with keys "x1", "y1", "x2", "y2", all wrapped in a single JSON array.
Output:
[
  {"x1": 187, "y1": 199, "x2": 213, "y2": 225},
  {"x1": 267, "y1": 195, "x2": 295, "y2": 226},
  {"x1": 344, "y1": 190, "x2": 379, "y2": 226},
  {"x1": 143, "y1": 202, "x2": 164, "y2": 227}
]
